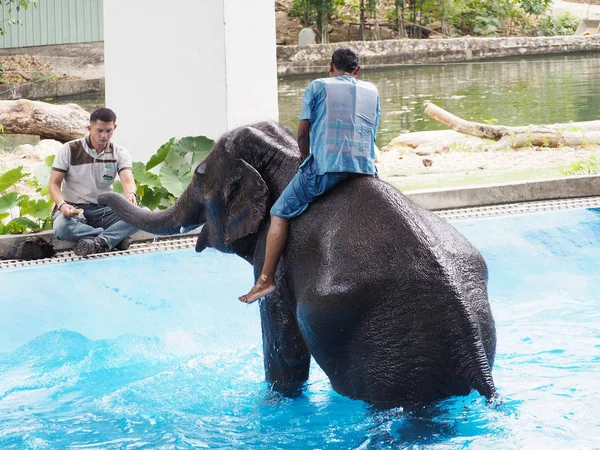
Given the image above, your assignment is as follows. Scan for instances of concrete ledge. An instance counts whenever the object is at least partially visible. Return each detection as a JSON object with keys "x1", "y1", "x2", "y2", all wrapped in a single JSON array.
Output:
[
  {"x1": 406, "y1": 175, "x2": 600, "y2": 210},
  {"x1": 0, "y1": 78, "x2": 105, "y2": 100},
  {"x1": 277, "y1": 36, "x2": 600, "y2": 76},
  {"x1": 0, "y1": 42, "x2": 104, "y2": 60},
  {"x1": 0, "y1": 228, "x2": 200, "y2": 259}
]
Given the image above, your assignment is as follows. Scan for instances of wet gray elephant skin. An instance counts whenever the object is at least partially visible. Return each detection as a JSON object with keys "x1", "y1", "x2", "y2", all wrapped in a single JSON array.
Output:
[{"x1": 99, "y1": 122, "x2": 496, "y2": 408}]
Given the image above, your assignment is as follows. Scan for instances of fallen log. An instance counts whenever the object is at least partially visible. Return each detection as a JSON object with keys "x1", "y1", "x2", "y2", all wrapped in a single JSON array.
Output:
[
  {"x1": 0, "y1": 99, "x2": 89, "y2": 143},
  {"x1": 425, "y1": 102, "x2": 600, "y2": 150}
]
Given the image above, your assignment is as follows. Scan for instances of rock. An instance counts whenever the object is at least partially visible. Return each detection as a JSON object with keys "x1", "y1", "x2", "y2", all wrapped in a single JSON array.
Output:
[
  {"x1": 298, "y1": 28, "x2": 317, "y2": 46},
  {"x1": 13, "y1": 139, "x2": 62, "y2": 161},
  {"x1": 379, "y1": 25, "x2": 394, "y2": 40},
  {"x1": 422, "y1": 158, "x2": 433, "y2": 167},
  {"x1": 427, "y1": 21, "x2": 443, "y2": 31},
  {"x1": 415, "y1": 144, "x2": 435, "y2": 156}
]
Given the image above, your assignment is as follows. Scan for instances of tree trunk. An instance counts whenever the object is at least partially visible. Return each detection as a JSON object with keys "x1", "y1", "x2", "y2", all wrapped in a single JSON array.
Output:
[
  {"x1": 397, "y1": 4, "x2": 406, "y2": 38},
  {"x1": 319, "y1": 10, "x2": 329, "y2": 44},
  {"x1": 360, "y1": 0, "x2": 366, "y2": 41},
  {"x1": 425, "y1": 103, "x2": 600, "y2": 150},
  {"x1": 0, "y1": 99, "x2": 89, "y2": 143}
]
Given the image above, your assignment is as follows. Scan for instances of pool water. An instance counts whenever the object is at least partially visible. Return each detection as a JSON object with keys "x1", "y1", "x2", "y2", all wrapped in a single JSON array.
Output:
[{"x1": 1, "y1": 208, "x2": 599, "y2": 449}]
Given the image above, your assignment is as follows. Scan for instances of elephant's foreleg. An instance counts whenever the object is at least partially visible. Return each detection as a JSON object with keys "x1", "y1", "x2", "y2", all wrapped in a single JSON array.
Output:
[{"x1": 259, "y1": 292, "x2": 310, "y2": 397}]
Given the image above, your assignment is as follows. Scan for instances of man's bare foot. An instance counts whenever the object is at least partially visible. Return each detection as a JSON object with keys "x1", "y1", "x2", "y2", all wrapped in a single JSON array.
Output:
[{"x1": 239, "y1": 274, "x2": 276, "y2": 304}]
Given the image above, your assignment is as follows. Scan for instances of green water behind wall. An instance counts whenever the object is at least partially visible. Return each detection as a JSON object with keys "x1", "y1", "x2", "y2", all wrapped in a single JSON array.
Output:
[{"x1": 278, "y1": 52, "x2": 600, "y2": 146}]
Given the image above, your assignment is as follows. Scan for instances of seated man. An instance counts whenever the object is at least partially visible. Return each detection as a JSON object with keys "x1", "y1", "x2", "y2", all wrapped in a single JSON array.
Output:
[
  {"x1": 240, "y1": 47, "x2": 381, "y2": 303},
  {"x1": 49, "y1": 107, "x2": 139, "y2": 257}
]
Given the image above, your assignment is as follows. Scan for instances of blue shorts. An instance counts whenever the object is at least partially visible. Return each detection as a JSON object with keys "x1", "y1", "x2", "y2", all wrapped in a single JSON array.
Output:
[{"x1": 270, "y1": 158, "x2": 348, "y2": 219}]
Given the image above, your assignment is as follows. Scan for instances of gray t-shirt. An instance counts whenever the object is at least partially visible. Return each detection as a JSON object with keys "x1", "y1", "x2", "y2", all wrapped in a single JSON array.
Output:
[{"x1": 52, "y1": 137, "x2": 133, "y2": 204}]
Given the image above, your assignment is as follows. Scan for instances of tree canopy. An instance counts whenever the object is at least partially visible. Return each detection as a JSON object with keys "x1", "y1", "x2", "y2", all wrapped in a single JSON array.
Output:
[
  {"x1": 0, "y1": 1, "x2": 37, "y2": 36},
  {"x1": 290, "y1": 0, "x2": 567, "y2": 41}
]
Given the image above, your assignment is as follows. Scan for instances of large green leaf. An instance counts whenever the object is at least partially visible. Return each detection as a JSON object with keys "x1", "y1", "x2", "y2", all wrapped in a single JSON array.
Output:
[
  {"x1": 44, "y1": 154, "x2": 55, "y2": 167},
  {"x1": 165, "y1": 148, "x2": 188, "y2": 169},
  {"x1": 19, "y1": 197, "x2": 52, "y2": 220},
  {"x1": 140, "y1": 186, "x2": 172, "y2": 210},
  {"x1": 174, "y1": 136, "x2": 214, "y2": 168},
  {"x1": 159, "y1": 164, "x2": 192, "y2": 198},
  {"x1": 146, "y1": 138, "x2": 175, "y2": 170},
  {"x1": 0, "y1": 192, "x2": 20, "y2": 213},
  {"x1": 34, "y1": 165, "x2": 51, "y2": 188},
  {"x1": 172, "y1": 136, "x2": 214, "y2": 155},
  {"x1": 7, "y1": 217, "x2": 40, "y2": 232},
  {"x1": 0, "y1": 167, "x2": 27, "y2": 192},
  {"x1": 132, "y1": 161, "x2": 162, "y2": 188},
  {"x1": 0, "y1": 212, "x2": 9, "y2": 222}
]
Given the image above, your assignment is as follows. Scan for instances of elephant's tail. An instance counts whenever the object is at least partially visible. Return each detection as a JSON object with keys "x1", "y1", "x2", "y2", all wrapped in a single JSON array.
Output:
[
  {"x1": 469, "y1": 344, "x2": 496, "y2": 400},
  {"x1": 457, "y1": 325, "x2": 496, "y2": 400}
]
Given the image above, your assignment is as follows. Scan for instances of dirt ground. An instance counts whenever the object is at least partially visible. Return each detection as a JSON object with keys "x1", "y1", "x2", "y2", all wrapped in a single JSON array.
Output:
[
  {"x1": 377, "y1": 143, "x2": 599, "y2": 191},
  {"x1": 0, "y1": 55, "x2": 71, "y2": 85}
]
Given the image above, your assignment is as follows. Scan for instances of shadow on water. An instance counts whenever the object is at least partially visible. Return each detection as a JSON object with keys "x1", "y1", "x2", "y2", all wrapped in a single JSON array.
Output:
[{"x1": 361, "y1": 394, "x2": 517, "y2": 448}]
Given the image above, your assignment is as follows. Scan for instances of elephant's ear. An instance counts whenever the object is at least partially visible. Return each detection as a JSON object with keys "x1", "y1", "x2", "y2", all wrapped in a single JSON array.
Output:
[{"x1": 224, "y1": 158, "x2": 269, "y2": 244}]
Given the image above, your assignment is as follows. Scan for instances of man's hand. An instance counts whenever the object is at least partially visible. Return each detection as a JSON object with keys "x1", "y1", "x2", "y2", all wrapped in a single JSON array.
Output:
[
  {"x1": 126, "y1": 192, "x2": 138, "y2": 205},
  {"x1": 59, "y1": 203, "x2": 76, "y2": 218}
]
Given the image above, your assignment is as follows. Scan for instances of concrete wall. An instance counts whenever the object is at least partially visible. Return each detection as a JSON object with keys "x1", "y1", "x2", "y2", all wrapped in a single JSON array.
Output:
[
  {"x1": 103, "y1": 0, "x2": 279, "y2": 162},
  {"x1": 277, "y1": 35, "x2": 600, "y2": 76}
]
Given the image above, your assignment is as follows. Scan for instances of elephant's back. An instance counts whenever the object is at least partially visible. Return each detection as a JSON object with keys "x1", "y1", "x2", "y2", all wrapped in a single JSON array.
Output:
[{"x1": 287, "y1": 175, "x2": 483, "y2": 286}]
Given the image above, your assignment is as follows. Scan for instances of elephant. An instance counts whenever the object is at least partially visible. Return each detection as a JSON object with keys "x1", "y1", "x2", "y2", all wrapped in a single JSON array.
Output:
[{"x1": 99, "y1": 121, "x2": 496, "y2": 408}]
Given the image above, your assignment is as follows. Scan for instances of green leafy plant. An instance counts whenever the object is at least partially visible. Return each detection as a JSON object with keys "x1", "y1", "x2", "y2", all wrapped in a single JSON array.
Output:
[
  {"x1": 562, "y1": 156, "x2": 600, "y2": 176},
  {"x1": 537, "y1": 11, "x2": 579, "y2": 36},
  {"x1": 0, "y1": 165, "x2": 53, "y2": 234},
  {"x1": 0, "y1": 135, "x2": 215, "y2": 235},
  {"x1": 0, "y1": 1, "x2": 37, "y2": 36},
  {"x1": 114, "y1": 135, "x2": 215, "y2": 210}
]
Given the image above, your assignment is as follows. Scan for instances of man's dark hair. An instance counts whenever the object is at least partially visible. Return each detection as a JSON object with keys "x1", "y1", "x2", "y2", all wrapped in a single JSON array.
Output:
[
  {"x1": 331, "y1": 47, "x2": 360, "y2": 73},
  {"x1": 90, "y1": 107, "x2": 117, "y2": 123}
]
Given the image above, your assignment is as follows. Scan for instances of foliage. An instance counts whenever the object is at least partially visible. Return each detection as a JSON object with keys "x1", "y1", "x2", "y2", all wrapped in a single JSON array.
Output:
[
  {"x1": 536, "y1": 11, "x2": 579, "y2": 36},
  {"x1": 0, "y1": 160, "x2": 53, "y2": 234},
  {"x1": 0, "y1": 135, "x2": 215, "y2": 235},
  {"x1": 114, "y1": 136, "x2": 215, "y2": 211},
  {"x1": 289, "y1": 0, "x2": 346, "y2": 41},
  {"x1": 562, "y1": 156, "x2": 600, "y2": 177},
  {"x1": 520, "y1": 0, "x2": 552, "y2": 16},
  {"x1": 290, "y1": 0, "x2": 565, "y2": 38},
  {"x1": 0, "y1": 1, "x2": 37, "y2": 36}
]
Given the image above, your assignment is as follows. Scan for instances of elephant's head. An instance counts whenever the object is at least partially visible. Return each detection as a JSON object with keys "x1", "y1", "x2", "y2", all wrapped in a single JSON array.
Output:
[
  {"x1": 100, "y1": 122, "x2": 301, "y2": 258},
  {"x1": 193, "y1": 150, "x2": 270, "y2": 253},
  {"x1": 98, "y1": 147, "x2": 270, "y2": 258}
]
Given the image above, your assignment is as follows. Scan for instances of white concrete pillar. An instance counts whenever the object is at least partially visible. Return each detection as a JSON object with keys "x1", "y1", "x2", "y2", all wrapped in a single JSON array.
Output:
[{"x1": 103, "y1": 0, "x2": 279, "y2": 162}]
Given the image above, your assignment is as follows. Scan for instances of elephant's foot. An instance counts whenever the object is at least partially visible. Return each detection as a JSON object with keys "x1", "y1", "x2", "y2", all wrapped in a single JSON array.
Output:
[{"x1": 239, "y1": 273, "x2": 276, "y2": 304}]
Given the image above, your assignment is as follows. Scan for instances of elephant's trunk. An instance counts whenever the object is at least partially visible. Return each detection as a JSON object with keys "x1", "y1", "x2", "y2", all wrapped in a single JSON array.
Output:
[{"x1": 98, "y1": 180, "x2": 205, "y2": 235}]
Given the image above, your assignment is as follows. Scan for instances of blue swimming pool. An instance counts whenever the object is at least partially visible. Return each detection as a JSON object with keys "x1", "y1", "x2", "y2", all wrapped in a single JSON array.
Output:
[{"x1": 1, "y1": 208, "x2": 599, "y2": 449}]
